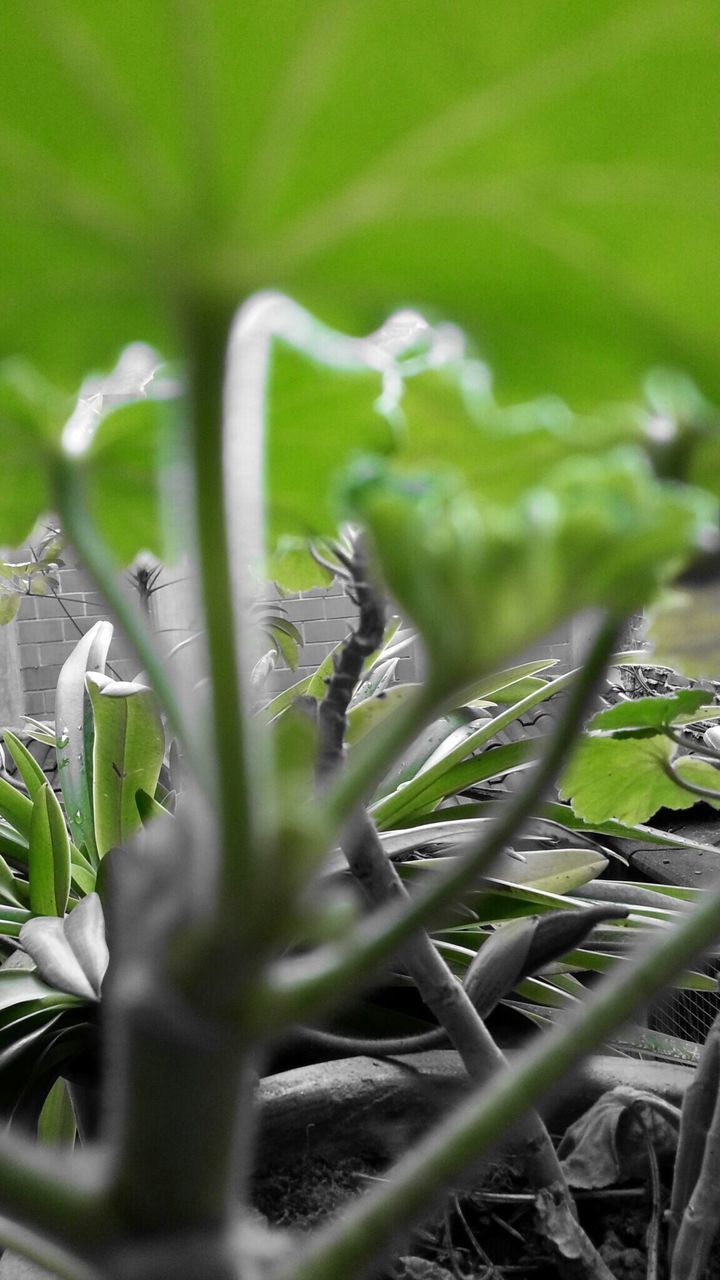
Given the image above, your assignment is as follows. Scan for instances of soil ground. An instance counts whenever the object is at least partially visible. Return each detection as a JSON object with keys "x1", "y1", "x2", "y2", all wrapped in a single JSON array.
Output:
[{"x1": 253, "y1": 1149, "x2": 720, "y2": 1280}]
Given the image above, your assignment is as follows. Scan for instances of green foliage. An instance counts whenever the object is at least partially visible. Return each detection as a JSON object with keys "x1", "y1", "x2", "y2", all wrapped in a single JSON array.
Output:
[
  {"x1": 589, "y1": 690, "x2": 712, "y2": 735},
  {"x1": 0, "y1": 2, "x2": 717, "y2": 408},
  {"x1": 647, "y1": 583, "x2": 720, "y2": 679},
  {"x1": 343, "y1": 451, "x2": 714, "y2": 695},
  {"x1": 86, "y1": 673, "x2": 165, "y2": 858}
]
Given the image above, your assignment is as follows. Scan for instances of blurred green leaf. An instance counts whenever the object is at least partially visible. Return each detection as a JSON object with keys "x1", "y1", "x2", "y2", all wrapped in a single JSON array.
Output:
[
  {"x1": 344, "y1": 451, "x2": 715, "y2": 696},
  {"x1": 0, "y1": 2, "x2": 717, "y2": 409},
  {"x1": 647, "y1": 583, "x2": 720, "y2": 679},
  {"x1": 85, "y1": 398, "x2": 177, "y2": 565}
]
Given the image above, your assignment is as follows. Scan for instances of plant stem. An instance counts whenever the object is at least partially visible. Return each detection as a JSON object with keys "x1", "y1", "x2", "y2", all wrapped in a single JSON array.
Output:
[
  {"x1": 268, "y1": 613, "x2": 622, "y2": 1023},
  {"x1": 314, "y1": 554, "x2": 613, "y2": 1278},
  {"x1": 284, "y1": 860, "x2": 720, "y2": 1280},
  {"x1": 662, "y1": 758, "x2": 720, "y2": 803},
  {"x1": 53, "y1": 455, "x2": 198, "y2": 781},
  {"x1": 669, "y1": 1016, "x2": 720, "y2": 1274},
  {"x1": 180, "y1": 296, "x2": 260, "y2": 918}
]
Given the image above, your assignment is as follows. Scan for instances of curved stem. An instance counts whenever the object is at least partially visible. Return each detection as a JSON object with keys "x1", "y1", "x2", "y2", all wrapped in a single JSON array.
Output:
[
  {"x1": 53, "y1": 455, "x2": 201, "y2": 785},
  {"x1": 662, "y1": 758, "x2": 720, "y2": 803},
  {"x1": 266, "y1": 612, "x2": 623, "y2": 1024}
]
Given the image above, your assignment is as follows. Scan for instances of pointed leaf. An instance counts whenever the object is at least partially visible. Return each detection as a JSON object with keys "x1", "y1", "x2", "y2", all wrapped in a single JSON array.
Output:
[
  {"x1": 28, "y1": 784, "x2": 71, "y2": 917},
  {"x1": 37, "y1": 1077, "x2": 76, "y2": 1146},
  {"x1": 86, "y1": 672, "x2": 165, "y2": 857},
  {"x1": 2, "y1": 731, "x2": 47, "y2": 800},
  {"x1": 0, "y1": 777, "x2": 32, "y2": 839},
  {"x1": 55, "y1": 620, "x2": 113, "y2": 862}
]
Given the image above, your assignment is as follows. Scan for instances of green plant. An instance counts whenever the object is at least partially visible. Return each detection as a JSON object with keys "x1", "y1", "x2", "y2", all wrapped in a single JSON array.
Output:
[{"x1": 0, "y1": 6, "x2": 717, "y2": 1280}]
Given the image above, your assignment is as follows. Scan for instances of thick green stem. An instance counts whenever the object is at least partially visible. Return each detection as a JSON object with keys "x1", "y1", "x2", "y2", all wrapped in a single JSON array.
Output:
[
  {"x1": 284, "y1": 867, "x2": 720, "y2": 1280},
  {"x1": 181, "y1": 297, "x2": 260, "y2": 918},
  {"x1": 267, "y1": 614, "x2": 622, "y2": 1024}
]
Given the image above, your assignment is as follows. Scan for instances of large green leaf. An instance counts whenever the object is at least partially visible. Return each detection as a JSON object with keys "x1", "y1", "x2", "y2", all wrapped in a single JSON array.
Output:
[
  {"x1": 55, "y1": 620, "x2": 113, "y2": 864},
  {"x1": 86, "y1": 673, "x2": 165, "y2": 857},
  {"x1": 0, "y1": 1, "x2": 716, "y2": 411},
  {"x1": 560, "y1": 734, "x2": 720, "y2": 825}
]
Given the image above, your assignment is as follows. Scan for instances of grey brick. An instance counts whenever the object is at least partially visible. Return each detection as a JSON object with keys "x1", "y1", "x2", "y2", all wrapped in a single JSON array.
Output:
[
  {"x1": 278, "y1": 599, "x2": 325, "y2": 622},
  {"x1": 32, "y1": 596, "x2": 64, "y2": 619},
  {"x1": 303, "y1": 619, "x2": 352, "y2": 644},
  {"x1": 301, "y1": 587, "x2": 328, "y2": 600},
  {"x1": 16, "y1": 618, "x2": 64, "y2": 643},
  {"x1": 39, "y1": 641, "x2": 76, "y2": 667},
  {"x1": 16, "y1": 596, "x2": 37, "y2": 621},
  {"x1": 323, "y1": 595, "x2": 357, "y2": 620},
  {"x1": 23, "y1": 666, "x2": 62, "y2": 692},
  {"x1": 24, "y1": 691, "x2": 49, "y2": 717},
  {"x1": 299, "y1": 642, "x2": 335, "y2": 666},
  {"x1": 17, "y1": 644, "x2": 39, "y2": 671},
  {"x1": 56, "y1": 596, "x2": 87, "y2": 617},
  {"x1": 57, "y1": 569, "x2": 90, "y2": 593}
]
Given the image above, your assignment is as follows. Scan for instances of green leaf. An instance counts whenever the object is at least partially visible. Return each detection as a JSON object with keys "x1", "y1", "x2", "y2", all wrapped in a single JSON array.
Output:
[
  {"x1": 2, "y1": 731, "x2": 47, "y2": 800},
  {"x1": 0, "y1": 776, "x2": 33, "y2": 839},
  {"x1": 257, "y1": 673, "x2": 313, "y2": 725},
  {"x1": 589, "y1": 690, "x2": 710, "y2": 735},
  {"x1": 345, "y1": 685, "x2": 419, "y2": 746},
  {"x1": 37, "y1": 1077, "x2": 76, "y2": 1146},
  {"x1": 495, "y1": 849, "x2": 607, "y2": 896},
  {"x1": 560, "y1": 734, "x2": 720, "y2": 825},
  {"x1": 382, "y1": 739, "x2": 537, "y2": 822},
  {"x1": 0, "y1": 360, "x2": 66, "y2": 546},
  {"x1": 266, "y1": 342, "x2": 392, "y2": 575},
  {"x1": 0, "y1": 594, "x2": 20, "y2": 625},
  {"x1": 135, "y1": 789, "x2": 173, "y2": 830},
  {"x1": 0, "y1": 855, "x2": 29, "y2": 910},
  {"x1": 28, "y1": 783, "x2": 71, "y2": 917},
  {"x1": 0, "y1": 3, "x2": 717, "y2": 409},
  {"x1": 86, "y1": 673, "x2": 165, "y2": 857},
  {"x1": 344, "y1": 452, "x2": 715, "y2": 696},
  {"x1": 85, "y1": 398, "x2": 178, "y2": 566},
  {"x1": 55, "y1": 620, "x2": 113, "y2": 863}
]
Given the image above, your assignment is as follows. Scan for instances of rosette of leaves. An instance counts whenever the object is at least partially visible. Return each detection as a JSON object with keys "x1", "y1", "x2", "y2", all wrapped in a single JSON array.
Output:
[{"x1": 0, "y1": 626, "x2": 166, "y2": 1128}]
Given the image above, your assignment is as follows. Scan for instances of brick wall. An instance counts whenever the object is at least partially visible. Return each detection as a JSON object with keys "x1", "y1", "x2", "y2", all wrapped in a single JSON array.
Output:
[
  {"x1": 8, "y1": 548, "x2": 587, "y2": 723},
  {"x1": 257, "y1": 580, "x2": 417, "y2": 696},
  {"x1": 13, "y1": 549, "x2": 140, "y2": 722}
]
